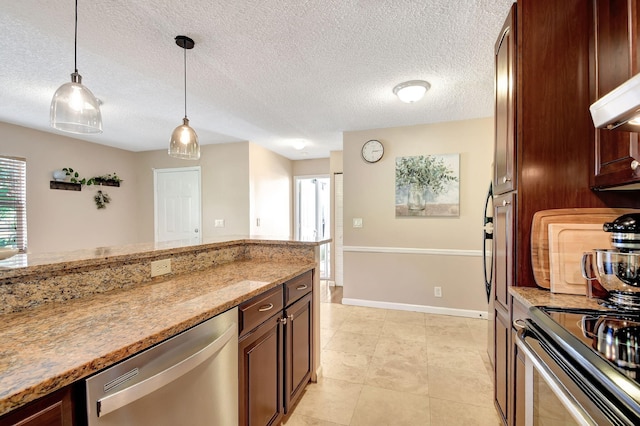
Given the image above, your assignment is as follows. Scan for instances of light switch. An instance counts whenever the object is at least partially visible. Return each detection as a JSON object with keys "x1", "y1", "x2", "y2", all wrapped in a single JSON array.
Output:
[
  {"x1": 353, "y1": 218, "x2": 363, "y2": 228},
  {"x1": 214, "y1": 219, "x2": 225, "y2": 228}
]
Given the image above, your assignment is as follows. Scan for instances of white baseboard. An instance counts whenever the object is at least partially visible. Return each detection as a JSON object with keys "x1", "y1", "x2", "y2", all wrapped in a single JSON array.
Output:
[{"x1": 341, "y1": 298, "x2": 488, "y2": 320}]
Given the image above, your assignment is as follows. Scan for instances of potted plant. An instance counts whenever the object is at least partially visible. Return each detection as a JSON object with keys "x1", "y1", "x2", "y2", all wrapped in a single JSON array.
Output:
[
  {"x1": 92, "y1": 173, "x2": 122, "y2": 187},
  {"x1": 62, "y1": 168, "x2": 94, "y2": 186}
]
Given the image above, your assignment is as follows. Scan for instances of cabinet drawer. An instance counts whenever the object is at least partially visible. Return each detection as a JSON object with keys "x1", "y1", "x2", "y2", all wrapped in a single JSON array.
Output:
[
  {"x1": 284, "y1": 271, "x2": 312, "y2": 307},
  {"x1": 239, "y1": 286, "x2": 284, "y2": 337}
]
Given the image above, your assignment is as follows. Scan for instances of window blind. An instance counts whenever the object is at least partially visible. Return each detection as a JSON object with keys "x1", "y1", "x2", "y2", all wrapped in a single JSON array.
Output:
[{"x1": 0, "y1": 157, "x2": 27, "y2": 251}]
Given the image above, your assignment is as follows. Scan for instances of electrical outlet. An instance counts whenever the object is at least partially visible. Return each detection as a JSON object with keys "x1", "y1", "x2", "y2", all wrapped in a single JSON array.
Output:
[
  {"x1": 151, "y1": 259, "x2": 172, "y2": 277},
  {"x1": 214, "y1": 219, "x2": 225, "y2": 228},
  {"x1": 353, "y1": 218, "x2": 363, "y2": 228},
  {"x1": 434, "y1": 286, "x2": 442, "y2": 298}
]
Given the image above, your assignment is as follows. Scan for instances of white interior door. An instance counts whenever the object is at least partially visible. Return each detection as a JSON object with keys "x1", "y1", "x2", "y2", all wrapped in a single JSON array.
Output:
[{"x1": 154, "y1": 167, "x2": 202, "y2": 244}]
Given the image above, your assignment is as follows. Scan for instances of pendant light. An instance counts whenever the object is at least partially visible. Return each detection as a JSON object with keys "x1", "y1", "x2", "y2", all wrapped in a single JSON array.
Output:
[
  {"x1": 169, "y1": 35, "x2": 200, "y2": 160},
  {"x1": 50, "y1": 0, "x2": 102, "y2": 134}
]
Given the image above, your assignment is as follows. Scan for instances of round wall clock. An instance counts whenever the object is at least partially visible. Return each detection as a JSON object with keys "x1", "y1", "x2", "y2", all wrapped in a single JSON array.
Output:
[{"x1": 361, "y1": 139, "x2": 384, "y2": 163}]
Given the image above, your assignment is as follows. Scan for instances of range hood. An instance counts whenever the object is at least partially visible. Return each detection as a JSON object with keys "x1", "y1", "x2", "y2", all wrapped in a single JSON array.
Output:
[{"x1": 590, "y1": 73, "x2": 640, "y2": 132}]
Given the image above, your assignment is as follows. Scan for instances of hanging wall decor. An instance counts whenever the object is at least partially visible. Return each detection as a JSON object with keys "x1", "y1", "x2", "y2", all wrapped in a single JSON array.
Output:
[
  {"x1": 94, "y1": 190, "x2": 111, "y2": 209},
  {"x1": 395, "y1": 153, "x2": 460, "y2": 217}
]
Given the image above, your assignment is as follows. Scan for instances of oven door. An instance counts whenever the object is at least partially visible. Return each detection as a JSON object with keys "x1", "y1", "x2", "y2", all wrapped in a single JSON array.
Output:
[{"x1": 516, "y1": 323, "x2": 628, "y2": 426}]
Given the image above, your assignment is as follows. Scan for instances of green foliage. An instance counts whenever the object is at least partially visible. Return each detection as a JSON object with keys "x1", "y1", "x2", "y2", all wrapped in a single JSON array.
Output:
[
  {"x1": 62, "y1": 168, "x2": 94, "y2": 186},
  {"x1": 395, "y1": 155, "x2": 458, "y2": 195},
  {"x1": 93, "y1": 173, "x2": 122, "y2": 184},
  {"x1": 62, "y1": 169, "x2": 123, "y2": 185}
]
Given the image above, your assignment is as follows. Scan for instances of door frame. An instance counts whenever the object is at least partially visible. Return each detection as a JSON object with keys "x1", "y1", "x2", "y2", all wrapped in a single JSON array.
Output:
[{"x1": 153, "y1": 166, "x2": 202, "y2": 244}]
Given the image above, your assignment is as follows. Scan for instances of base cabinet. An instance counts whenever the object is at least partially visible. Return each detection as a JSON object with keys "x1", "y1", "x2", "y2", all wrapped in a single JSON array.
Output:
[
  {"x1": 0, "y1": 386, "x2": 75, "y2": 426},
  {"x1": 239, "y1": 313, "x2": 285, "y2": 426},
  {"x1": 238, "y1": 271, "x2": 314, "y2": 426},
  {"x1": 284, "y1": 293, "x2": 312, "y2": 412},
  {"x1": 494, "y1": 306, "x2": 510, "y2": 424}
]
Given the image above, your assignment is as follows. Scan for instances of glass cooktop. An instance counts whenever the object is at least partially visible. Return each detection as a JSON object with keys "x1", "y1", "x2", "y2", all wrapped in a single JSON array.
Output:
[{"x1": 539, "y1": 307, "x2": 640, "y2": 381}]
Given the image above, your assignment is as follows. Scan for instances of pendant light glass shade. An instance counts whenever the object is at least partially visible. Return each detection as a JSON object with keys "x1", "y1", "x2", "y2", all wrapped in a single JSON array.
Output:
[
  {"x1": 168, "y1": 35, "x2": 200, "y2": 160},
  {"x1": 50, "y1": 0, "x2": 102, "y2": 134},
  {"x1": 169, "y1": 117, "x2": 200, "y2": 159},
  {"x1": 51, "y1": 72, "x2": 102, "y2": 133}
]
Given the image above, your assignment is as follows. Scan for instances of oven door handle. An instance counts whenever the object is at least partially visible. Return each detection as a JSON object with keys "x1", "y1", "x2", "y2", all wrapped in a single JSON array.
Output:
[
  {"x1": 516, "y1": 328, "x2": 597, "y2": 426},
  {"x1": 96, "y1": 322, "x2": 237, "y2": 417}
]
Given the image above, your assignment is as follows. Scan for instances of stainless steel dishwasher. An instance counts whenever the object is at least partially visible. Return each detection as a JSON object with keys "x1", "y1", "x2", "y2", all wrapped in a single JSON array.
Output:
[{"x1": 86, "y1": 307, "x2": 238, "y2": 426}]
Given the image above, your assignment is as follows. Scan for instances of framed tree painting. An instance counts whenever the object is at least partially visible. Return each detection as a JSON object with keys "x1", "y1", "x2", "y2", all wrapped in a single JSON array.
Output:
[{"x1": 395, "y1": 153, "x2": 460, "y2": 217}]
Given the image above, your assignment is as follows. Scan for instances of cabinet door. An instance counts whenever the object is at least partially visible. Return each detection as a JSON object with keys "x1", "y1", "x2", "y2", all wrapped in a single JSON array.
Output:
[
  {"x1": 494, "y1": 306, "x2": 510, "y2": 425},
  {"x1": 591, "y1": 0, "x2": 640, "y2": 189},
  {"x1": 238, "y1": 314, "x2": 284, "y2": 426},
  {"x1": 493, "y1": 192, "x2": 515, "y2": 310},
  {"x1": 513, "y1": 330, "x2": 526, "y2": 426},
  {"x1": 0, "y1": 386, "x2": 74, "y2": 426},
  {"x1": 284, "y1": 292, "x2": 313, "y2": 413},
  {"x1": 493, "y1": 4, "x2": 517, "y2": 195}
]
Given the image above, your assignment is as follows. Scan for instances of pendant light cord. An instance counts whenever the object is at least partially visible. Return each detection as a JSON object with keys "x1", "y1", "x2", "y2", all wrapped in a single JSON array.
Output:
[
  {"x1": 74, "y1": 0, "x2": 78, "y2": 73},
  {"x1": 183, "y1": 45, "x2": 188, "y2": 119}
]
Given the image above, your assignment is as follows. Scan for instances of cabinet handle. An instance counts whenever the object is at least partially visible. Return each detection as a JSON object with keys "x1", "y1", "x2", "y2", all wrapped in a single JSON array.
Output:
[
  {"x1": 502, "y1": 176, "x2": 511, "y2": 184},
  {"x1": 502, "y1": 200, "x2": 511, "y2": 207},
  {"x1": 258, "y1": 303, "x2": 274, "y2": 312},
  {"x1": 296, "y1": 284, "x2": 308, "y2": 291},
  {"x1": 279, "y1": 317, "x2": 287, "y2": 325},
  {"x1": 632, "y1": 160, "x2": 640, "y2": 171},
  {"x1": 288, "y1": 314, "x2": 294, "y2": 321}
]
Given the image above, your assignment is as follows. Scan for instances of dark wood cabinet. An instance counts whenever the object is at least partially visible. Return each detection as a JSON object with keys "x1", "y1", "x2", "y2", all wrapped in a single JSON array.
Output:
[
  {"x1": 0, "y1": 386, "x2": 75, "y2": 426},
  {"x1": 494, "y1": 306, "x2": 510, "y2": 424},
  {"x1": 493, "y1": 192, "x2": 515, "y2": 311},
  {"x1": 239, "y1": 313, "x2": 284, "y2": 426},
  {"x1": 238, "y1": 271, "x2": 314, "y2": 426},
  {"x1": 284, "y1": 292, "x2": 312, "y2": 413},
  {"x1": 591, "y1": 0, "x2": 640, "y2": 189},
  {"x1": 510, "y1": 297, "x2": 530, "y2": 426},
  {"x1": 493, "y1": 5, "x2": 517, "y2": 196},
  {"x1": 513, "y1": 334, "x2": 526, "y2": 426}
]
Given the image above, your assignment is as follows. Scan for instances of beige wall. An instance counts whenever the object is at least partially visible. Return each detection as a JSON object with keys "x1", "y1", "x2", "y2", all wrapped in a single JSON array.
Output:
[
  {"x1": 0, "y1": 122, "x2": 286, "y2": 253},
  {"x1": 0, "y1": 122, "x2": 141, "y2": 253},
  {"x1": 292, "y1": 158, "x2": 330, "y2": 177},
  {"x1": 342, "y1": 118, "x2": 493, "y2": 315},
  {"x1": 135, "y1": 142, "x2": 252, "y2": 242},
  {"x1": 249, "y1": 143, "x2": 293, "y2": 237}
]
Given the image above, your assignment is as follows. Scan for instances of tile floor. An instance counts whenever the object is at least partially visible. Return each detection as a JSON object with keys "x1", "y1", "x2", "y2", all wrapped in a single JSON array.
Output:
[{"x1": 281, "y1": 283, "x2": 501, "y2": 426}]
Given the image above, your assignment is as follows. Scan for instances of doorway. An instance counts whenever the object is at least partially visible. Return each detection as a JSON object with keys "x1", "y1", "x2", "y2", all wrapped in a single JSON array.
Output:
[
  {"x1": 154, "y1": 167, "x2": 202, "y2": 244},
  {"x1": 295, "y1": 176, "x2": 330, "y2": 279}
]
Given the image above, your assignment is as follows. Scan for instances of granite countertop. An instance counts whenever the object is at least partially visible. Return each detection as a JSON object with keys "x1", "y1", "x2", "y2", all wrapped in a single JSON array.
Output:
[
  {"x1": 510, "y1": 286, "x2": 605, "y2": 310},
  {"x1": 0, "y1": 258, "x2": 314, "y2": 417},
  {"x1": 0, "y1": 235, "x2": 330, "y2": 280}
]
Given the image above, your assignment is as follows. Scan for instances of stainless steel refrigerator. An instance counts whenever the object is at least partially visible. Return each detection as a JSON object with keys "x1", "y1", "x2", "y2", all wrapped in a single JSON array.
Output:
[{"x1": 483, "y1": 182, "x2": 495, "y2": 366}]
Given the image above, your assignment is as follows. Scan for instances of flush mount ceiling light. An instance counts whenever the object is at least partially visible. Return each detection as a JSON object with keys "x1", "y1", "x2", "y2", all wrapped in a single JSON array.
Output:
[
  {"x1": 50, "y1": 0, "x2": 103, "y2": 134},
  {"x1": 169, "y1": 35, "x2": 200, "y2": 160},
  {"x1": 292, "y1": 139, "x2": 307, "y2": 150},
  {"x1": 393, "y1": 80, "x2": 431, "y2": 103}
]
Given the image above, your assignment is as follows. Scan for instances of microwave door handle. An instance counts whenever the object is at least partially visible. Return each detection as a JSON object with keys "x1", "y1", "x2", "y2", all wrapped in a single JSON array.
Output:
[{"x1": 96, "y1": 323, "x2": 237, "y2": 417}]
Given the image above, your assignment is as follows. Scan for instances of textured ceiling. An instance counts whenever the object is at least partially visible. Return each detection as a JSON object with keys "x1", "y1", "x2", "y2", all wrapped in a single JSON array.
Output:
[{"x1": 0, "y1": 0, "x2": 513, "y2": 160}]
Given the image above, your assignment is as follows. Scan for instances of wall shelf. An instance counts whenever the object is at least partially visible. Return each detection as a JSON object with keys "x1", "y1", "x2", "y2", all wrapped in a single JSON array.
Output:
[
  {"x1": 93, "y1": 179, "x2": 120, "y2": 187},
  {"x1": 50, "y1": 181, "x2": 81, "y2": 191}
]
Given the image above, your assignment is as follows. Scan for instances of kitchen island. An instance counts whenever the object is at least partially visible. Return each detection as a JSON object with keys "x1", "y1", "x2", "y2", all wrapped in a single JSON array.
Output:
[{"x1": 0, "y1": 236, "x2": 327, "y2": 419}]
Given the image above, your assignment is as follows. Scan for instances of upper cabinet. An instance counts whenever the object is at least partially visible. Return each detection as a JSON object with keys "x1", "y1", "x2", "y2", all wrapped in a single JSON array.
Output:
[
  {"x1": 591, "y1": 0, "x2": 640, "y2": 189},
  {"x1": 493, "y1": 7, "x2": 517, "y2": 196}
]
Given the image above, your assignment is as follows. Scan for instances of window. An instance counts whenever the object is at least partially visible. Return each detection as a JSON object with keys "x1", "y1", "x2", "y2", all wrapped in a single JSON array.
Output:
[{"x1": 0, "y1": 157, "x2": 27, "y2": 251}]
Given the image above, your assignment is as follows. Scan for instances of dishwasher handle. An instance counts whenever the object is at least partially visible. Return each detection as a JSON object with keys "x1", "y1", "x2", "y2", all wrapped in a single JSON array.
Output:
[{"x1": 97, "y1": 322, "x2": 237, "y2": 417}]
